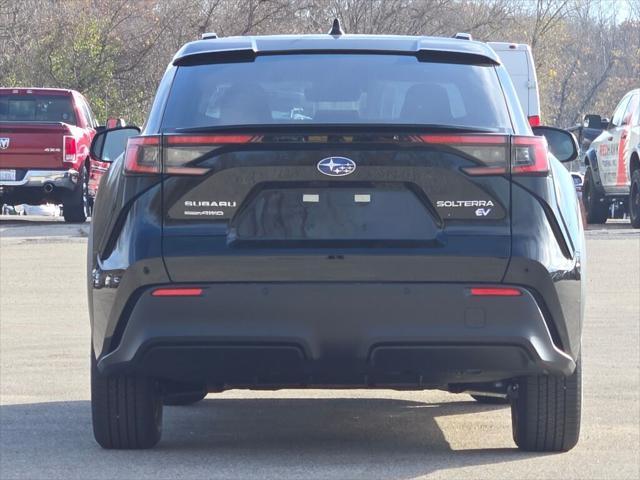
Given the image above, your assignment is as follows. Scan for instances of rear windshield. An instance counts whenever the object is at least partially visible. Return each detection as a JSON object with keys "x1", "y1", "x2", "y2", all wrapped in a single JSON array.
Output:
[
  {"x1": 161, "y1": 54, "x2": 512, "y2": 132},
  {"x1": 0, "y1": 94, "x2": 77, "y2": 125}
]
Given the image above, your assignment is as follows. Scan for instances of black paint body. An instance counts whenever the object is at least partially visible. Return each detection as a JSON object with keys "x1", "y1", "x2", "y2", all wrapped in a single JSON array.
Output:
[{"x1": 88, "y1": 35, "x2": 584, "y2": 391}]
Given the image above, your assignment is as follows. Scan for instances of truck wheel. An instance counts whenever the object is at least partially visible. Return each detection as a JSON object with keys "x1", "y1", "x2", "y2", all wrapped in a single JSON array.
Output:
[
  {"x1": 63, "y1": 166, "x2": 89, "y2": 223},
  {"x1": 630, "y1": 169, "x2": 640, "y2": 229},
  {"x1": 511, "y1": 358, "x2": 581, "y2": 452},
  {"x1": 91, "y1": 348, "x2": 163, "y2": 449},
  {"x1": 583, "y1": 167, "x2": 608, "y2": 224},
  {"x1": 470, "y1": 394, "x2": 509, "y2": 405}
]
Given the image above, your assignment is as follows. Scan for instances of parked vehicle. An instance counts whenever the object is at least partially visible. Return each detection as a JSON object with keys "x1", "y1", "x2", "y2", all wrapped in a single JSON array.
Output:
[
  {"x1": 568, "y1": 114, "x2": 609, "y2": 154},
  {"x1": 487, "y1": 42, "x2": 541, "y2": 126},
  {"x1": 88, "y1": 118, "x2": 127, "y2": 201},
  {"x1": 88, "y1": 27, "x2": 584, "y2": 452},
  {"x1": 582, "y1": 89, "x2": 640, "y2": 227},
  {"x1": 0, "y1": 88, "x2": 99, "y2": 222}
]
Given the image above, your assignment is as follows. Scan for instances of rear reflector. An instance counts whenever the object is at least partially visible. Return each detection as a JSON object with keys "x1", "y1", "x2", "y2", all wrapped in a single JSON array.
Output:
[
  {"x1": 470, "y1": 287, "x2": 522, "y2": 296},
  {"x1": 151, "y1": 288, "x2": 203, "y2": 297},
  {"x1": 63, "y1": 136, "x2": 77, "y2": 163},
  {"x1": 124, "y1": 136, "x2": 160, "y2": 175}
]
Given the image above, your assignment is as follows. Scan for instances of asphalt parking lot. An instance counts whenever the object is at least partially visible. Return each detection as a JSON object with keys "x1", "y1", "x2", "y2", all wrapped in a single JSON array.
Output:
[{"x1": 0, "y1": 216, "x2": 638, "y2": 480}]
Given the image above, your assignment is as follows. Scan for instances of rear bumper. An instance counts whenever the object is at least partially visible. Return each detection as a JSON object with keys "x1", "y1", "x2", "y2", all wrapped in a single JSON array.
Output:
[
  {"x1": 97, "y1": 282, "x2": 575, "y2": 389},
  {"x1": 0, "y1": 169, "x2": 78, "y2": 203},
  {"x1": 0, "y1": 169, "x2": 79, "y2": 189}
]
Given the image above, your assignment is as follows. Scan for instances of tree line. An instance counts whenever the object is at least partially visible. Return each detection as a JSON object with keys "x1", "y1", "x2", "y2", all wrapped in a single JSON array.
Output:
[{"x1": 1, "y1": 0, "x2": 638, "y2": 127}]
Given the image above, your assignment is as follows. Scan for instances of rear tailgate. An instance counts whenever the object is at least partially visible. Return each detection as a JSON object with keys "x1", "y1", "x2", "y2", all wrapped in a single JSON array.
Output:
[
  {"x1": 0, "y1": 123, "x2": 69, "y2": 170},
  {"x1": 159, "y1": 130, "x2": 512, "y2": 283}
]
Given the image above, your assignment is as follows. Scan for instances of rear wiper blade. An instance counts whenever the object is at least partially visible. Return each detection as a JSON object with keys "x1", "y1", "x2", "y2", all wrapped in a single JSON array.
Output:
[{"x1": 174, "y1": 123, "x2": 502, "y2": 134}]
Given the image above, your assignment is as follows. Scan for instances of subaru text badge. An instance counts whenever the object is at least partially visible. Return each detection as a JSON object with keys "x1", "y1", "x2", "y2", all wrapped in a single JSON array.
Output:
[{"x1": 317, "y1": 156, "x2": 356, "y2": 177}]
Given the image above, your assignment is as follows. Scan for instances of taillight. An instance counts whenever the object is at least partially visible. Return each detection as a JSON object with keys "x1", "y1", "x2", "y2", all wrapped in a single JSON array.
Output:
[
  {"x1": 124, "y1": 136, "x2": 160, "y2": 175},
  {"x1": 418, "y1": 134, "x2": 509, "y2": 176},
  {"x1": 511, "y1": 136, "x2": 549, "y2": 175},
  {"x1": 470, "y1": 287, "x2": 522, "y2": 296},
  {"x1": 164, "y1": 134, "x2": 258, "y2": 175},
  {"x1": 63, "y1": 136, "x2": 77, "y2": 163},
  {"x1": 528, "y1": 115, "x2": 541, "y2": 127}
]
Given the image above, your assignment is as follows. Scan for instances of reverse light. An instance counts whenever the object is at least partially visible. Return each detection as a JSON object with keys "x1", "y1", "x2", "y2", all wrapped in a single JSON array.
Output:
[
  {"x1": 470, "y1": 287, "x2": 522, "y2": 297},
  {"x1": 511, "y1": 136, "x2": 549, "y2": 175},
  {"x1": 124, "y1": 136, "x2": 160, "y2": 175},
  {"x1": 151, "y1": 287, "x2": 203, "y2": 297},
  {"x1": 63, "y1": 136, "x2": 77, "y2": 163}
]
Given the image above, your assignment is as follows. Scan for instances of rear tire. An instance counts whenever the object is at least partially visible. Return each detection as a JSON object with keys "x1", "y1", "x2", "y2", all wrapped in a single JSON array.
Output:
[
  {"x1": 91, "y1": 349, "x2": 163, "y2": 449},
  {"x1": 63, "y1": 166, "x2": 89, "y2": 223},
  {"x1": 583, "y1": 167, "x2": 608, "y2": 224},
  {"x1": 511, "y1": 358, "x2": 581, "y2": 452},
  {"x1": 471, "y1": 394, "x2": 510, "y2": 405},
  {"x1": 630, "y1": 169, "x2": 640, "y2": 229}
]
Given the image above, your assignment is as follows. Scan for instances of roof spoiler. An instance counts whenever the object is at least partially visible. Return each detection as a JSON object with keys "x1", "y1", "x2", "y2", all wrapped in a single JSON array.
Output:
[
  {"x1": 173, "y1": 38, "x2": 499, "y2": 67},
  {"x1": 174, "y1": 47, "x2": 257, "y2": 66}
]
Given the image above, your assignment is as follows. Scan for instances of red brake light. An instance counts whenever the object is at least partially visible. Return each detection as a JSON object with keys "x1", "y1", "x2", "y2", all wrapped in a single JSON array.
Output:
[
  {"x1": 151, "y1": 287, "x2": 203, "y2": 297},
  {"x1": 511, "y1": 136, "x2": 549, "y2": 175},
  {"x1": 528, "y1": 115, "x2": 541, "y2": 127},
  {"x1": 63, "y1": 136, "x2": 77, "y2": 163},
  {"x1": 470, "y1": 287, "x2": 522, "y2": 296},
  {"x1": 124, "y1": 136, "x2": 160, "y2": 175}
]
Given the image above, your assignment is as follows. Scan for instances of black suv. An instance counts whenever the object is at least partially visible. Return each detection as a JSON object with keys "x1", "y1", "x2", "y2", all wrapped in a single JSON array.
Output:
[{"x1": 88, "y1": 30, "x2": 584, "y2": 451}]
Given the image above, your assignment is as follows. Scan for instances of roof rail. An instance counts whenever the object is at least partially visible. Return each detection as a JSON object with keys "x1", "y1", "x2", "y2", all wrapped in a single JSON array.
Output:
[
  {"x1": 201, "y1": 32, "x2": 218, "y2": 40},
  {"x1": 453, "y1": 32, "x2": 472, "y2": 41}
]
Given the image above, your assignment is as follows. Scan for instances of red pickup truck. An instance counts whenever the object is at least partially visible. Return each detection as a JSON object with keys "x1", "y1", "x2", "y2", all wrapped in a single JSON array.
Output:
[{"x1": 0, "y1": 88, "x2": 99, "y2": 222}]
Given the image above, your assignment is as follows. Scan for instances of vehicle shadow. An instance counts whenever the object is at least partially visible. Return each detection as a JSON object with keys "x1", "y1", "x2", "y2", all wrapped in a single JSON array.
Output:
[
  {"x1": 0, "y1": 215, "x2": 89, "y2": 238},
  {"x1": 0, "y1": 397, "x2": 548, "y2": 479}
]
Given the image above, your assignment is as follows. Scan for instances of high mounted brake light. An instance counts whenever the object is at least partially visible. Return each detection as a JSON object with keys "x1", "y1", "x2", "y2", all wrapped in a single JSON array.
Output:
[
  {"x1": 124, "y1": 136, "x2": 160, "y2": 175},
  {"x1": 63, "y1": 136, "x2": 77, "y2": 163}
]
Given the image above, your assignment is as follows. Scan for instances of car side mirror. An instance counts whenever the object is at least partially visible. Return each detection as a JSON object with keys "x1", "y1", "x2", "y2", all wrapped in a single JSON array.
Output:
[
  {"x1": 583, "y1": 114, "x2": 602, "y2": 129},
  {"x1": 90, "y1": 126, "x2": 140, "y2": 163},
  {"x1": 532, "y1": 126, "x2": 579, "y2": 163}
]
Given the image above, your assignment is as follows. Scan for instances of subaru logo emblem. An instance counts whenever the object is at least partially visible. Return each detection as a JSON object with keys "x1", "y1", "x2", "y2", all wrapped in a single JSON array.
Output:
[
  {"x1": 317, "y1": 156, "x2": 356, "y2": 177},
  {"x1": 0, "y1": 138, "x2": 9, "y2": 150}
]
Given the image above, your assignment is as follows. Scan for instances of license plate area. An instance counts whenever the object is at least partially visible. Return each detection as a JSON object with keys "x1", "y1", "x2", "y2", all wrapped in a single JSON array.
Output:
[
  {"x1": 229, "y1": 183, "x2": 439, "y2": 242},
  {"x1": 0, "y1": 169, "x2": 16, "y2": 181}
]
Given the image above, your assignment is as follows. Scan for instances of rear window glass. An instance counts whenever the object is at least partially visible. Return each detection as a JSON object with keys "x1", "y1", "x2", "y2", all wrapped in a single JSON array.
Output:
[
  {"x1": 161, "y1": 54, "x2": 512, "y2": 132},
  {"x1": 0, "y1": 95, "x2": 77, "y2": 124}
]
